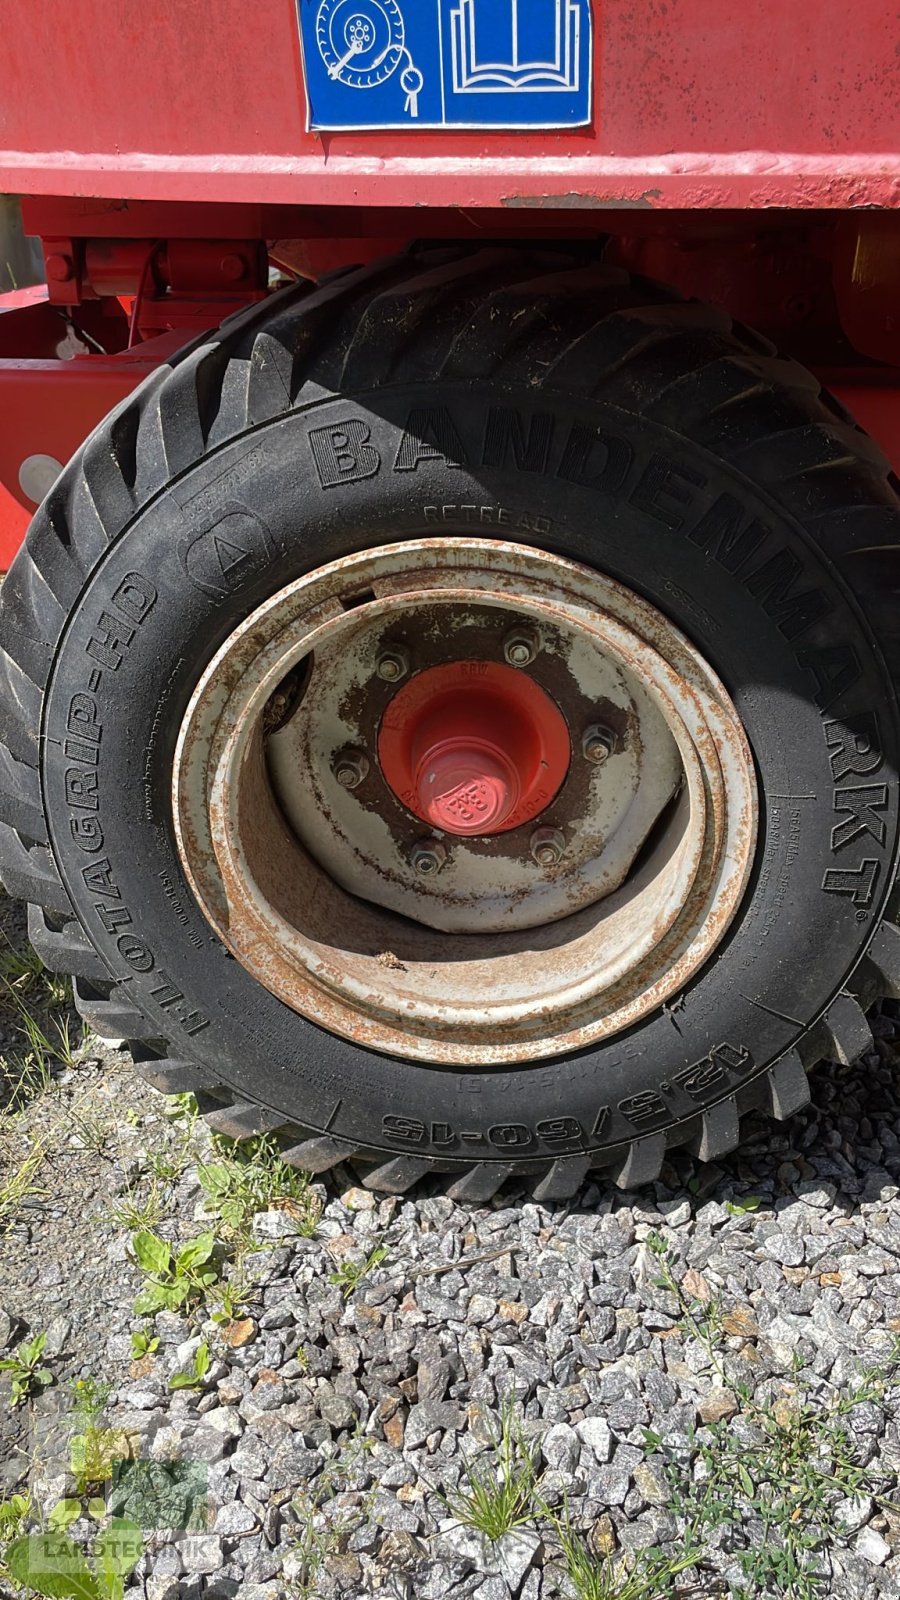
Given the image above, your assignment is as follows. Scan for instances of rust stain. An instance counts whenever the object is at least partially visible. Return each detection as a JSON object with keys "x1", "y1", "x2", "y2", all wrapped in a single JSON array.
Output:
[{"x1": 501, "y1": 189, "x2": 662, "y2": 210}]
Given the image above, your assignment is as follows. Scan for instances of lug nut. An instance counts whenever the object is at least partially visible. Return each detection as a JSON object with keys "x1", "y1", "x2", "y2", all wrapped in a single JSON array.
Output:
[
  {"x1": 376, "y1": 646, "x2": 410, "y2": 683},
  {"x1": 503, "y1": 628, "x2": 539, "y2": 669},
  {"x1": 333, "y1": 749, "x2": 369, "y2": 790},
  {"x1": 530, "y1": 827, "x2": 566, "y2": 868},
  {"x1": 410, "y1": 838, "x2": 447, "y2": 876},
  {"x1": 582, "y1": 724, "x2": 615, "y2": 764}
]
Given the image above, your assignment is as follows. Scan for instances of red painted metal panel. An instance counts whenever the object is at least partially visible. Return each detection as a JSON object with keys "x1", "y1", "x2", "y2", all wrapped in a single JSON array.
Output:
[
  {"x1": 0, "y1": 483, "x2": 29, "y2": 570},
  {"x1": 0, "y1": 300, "x2": 206, "y2": 572},
  {"x1": 0, "y1": 1, "x2": 898, "y2": 209}
]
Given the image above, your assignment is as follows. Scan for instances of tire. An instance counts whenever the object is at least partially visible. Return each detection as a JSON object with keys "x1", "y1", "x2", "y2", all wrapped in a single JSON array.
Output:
[{"x1": 2, "y1": 247, "x2": 899, "y2": 1201}]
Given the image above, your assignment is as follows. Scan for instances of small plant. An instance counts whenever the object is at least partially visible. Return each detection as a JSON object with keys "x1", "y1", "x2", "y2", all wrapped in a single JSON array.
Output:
[
  {"x1": 286, "y1": 1504, "x2": 356, "y2": 1599},
  {"x1": 0, "y1": 937, "x2": 46, "y2": 994},
  {"x1": 67, "y1": 1378, "x2": 127, "y2": 1497},
  {"x1": 645, "y1": 1234, "x2": 723, "y2": 1359},
  {"x1": 0, "y1": 1144, "x2": 46, "y2": 1228},
  {"x1": 170, "y1": 1340, "x2": 211, "y2": 1392},
  {"x1": 198, "y1": 1134, "x2": 320, "y2": 1246},
  {"x1": 47, "y1": 1499, "x2": 81, "y2": 1533},
  {"x1": 1, "y1": 1053, "x2": 53, "y2": 1115},
  {"x1": 286, "y1": 1437, "x2": 375, "y2": 1599},
  {"x1": 640, "y1": 1331, "x2": 900, "y2": 1600},
  {"x1": 6, "y1": 1517, "x2": 143, "y2": 1600},
  {"x1": 129, "y1": 1329, "x2": 159, "y2": 1360},
  {"x1": 129, "y1": 1229, "x2": 218, "y2": 1316},
  {"x1": 0, "y1": 935, "x2": 71, "y2": 1008},
  {"x1": 725, "y1": 1194, "x2": 762, "y2": 1216},
  {"x1": 208, "y1": 1273, "x2": 253, "y2": 1327},
  {"x1": 444, "y1": 1404, "x2": 541, "y2": 1540},
  {"x1": 0, "y1": 1329, "x2": 53, "y2": 1405},
  {"x1": 0, "y1": 1490, "x2": 32, "y2": 1548},
  {"x1": 71, "y1": 1376, "x2": 111, "y2": 1425},
  {"x1": 329, "y1": 1240, "x2": 388, "y2": 1300},
  {"x1": 42, "y1": 971, "x2": 74, "y2": 1008},
  {"x1": 142, "y1": 1094, "x2": 200, "y2": 1185},
  {"x1": 15, "y1": 1003, "x2": 87, "y2": 1074},
  {"x1": 144, "y1": 1148, "x2": 184, "y2": 1184},
  {"x1": 110, "y1": 1176, "x2": 165, "y2": 1234},
  {"x1": 662, "y1": 1379, "x2": 895, "y2": 1599},
  {"x1": 552, "y1": 1507, "x2": 699, "y2": 1600},
  {"x1": 163, "y1": 1091, "x2": 199, "y2": 1123}
]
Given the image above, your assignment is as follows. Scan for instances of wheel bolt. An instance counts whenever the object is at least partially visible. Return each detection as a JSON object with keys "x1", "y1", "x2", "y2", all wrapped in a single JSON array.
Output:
[
  {"x1": 503, "y1": 628, "x2": 539, "y2": 668},
  {"x1": 333, "y1": 748, "x2": 369, "y2": 790},
  {"x1": 582, "y1": 724, "x2": 615, "y2": 764},
  {"x1": 530, "y1": 827, "x2": 566, "y2": 868},
  {"x1": 376, "y1": 646, "x2": 410, "y2": 683},
  {"x1": 410, "y1": 838, "x2": 447, "y2": 876}
]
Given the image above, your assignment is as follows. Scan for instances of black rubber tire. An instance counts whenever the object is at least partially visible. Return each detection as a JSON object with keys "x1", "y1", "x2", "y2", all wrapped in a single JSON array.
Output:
[{"x1": 2, "y1": 247, "x2": 900, "y2": 1201}]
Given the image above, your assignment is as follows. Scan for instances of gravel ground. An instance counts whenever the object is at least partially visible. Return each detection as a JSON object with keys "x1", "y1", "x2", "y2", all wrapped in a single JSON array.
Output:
[{"x1": 2, "y1": 887, "x2": 900, "y2": 1600}]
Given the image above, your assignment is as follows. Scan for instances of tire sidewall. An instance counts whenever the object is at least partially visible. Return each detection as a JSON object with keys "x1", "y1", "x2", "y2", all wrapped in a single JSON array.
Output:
[{"x1": 41, "y1": 383, "x2": 900, "y2": 1168}]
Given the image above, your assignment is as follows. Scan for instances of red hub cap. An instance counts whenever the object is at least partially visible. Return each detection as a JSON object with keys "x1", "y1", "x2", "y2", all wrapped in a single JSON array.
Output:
[{"x1": 378, "y1": 660, "x2": 571, "y2": 836}]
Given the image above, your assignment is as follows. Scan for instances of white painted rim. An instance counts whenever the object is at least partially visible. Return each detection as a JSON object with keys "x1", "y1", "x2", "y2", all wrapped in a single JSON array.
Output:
[{"x1": 173, "y1": 539, "x2": 758, "y2": 1065}]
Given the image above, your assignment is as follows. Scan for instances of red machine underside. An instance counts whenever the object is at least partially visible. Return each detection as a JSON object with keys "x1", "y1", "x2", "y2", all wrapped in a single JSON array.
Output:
[{"x1": 3, "y1": 202, "x2": 900, "y2": 570}]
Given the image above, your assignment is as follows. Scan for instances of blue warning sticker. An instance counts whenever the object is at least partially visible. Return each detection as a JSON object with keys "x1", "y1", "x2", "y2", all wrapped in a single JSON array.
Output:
[{"x1": 298, "y1": 0, "x2": 593, "y2": 131}]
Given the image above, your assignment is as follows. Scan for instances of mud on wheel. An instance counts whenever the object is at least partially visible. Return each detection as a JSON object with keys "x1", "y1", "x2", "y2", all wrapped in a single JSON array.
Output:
[{"x1": 2, "y1": 248, "x2": 899, "y2": 1200}]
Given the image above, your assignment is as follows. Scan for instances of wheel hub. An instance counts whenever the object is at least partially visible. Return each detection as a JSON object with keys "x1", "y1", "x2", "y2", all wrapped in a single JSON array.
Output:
[
  {"x1": 378, "y1": 660, "x2": 571, "y2": 837},
  {"x1": 172, "y1": 538, "x2": 757, "y2": 1065}
]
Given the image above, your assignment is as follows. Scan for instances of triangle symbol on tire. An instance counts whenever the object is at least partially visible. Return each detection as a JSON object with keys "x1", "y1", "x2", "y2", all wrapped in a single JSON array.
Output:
[{"x1": 214, "y1": 534, "x2": 250, "y2": 573}]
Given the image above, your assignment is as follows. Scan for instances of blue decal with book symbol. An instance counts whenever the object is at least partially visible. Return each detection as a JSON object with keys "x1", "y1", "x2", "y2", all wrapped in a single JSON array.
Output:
[{"x1": 298, "y1": 0, "x2": 593, "y2": 131}]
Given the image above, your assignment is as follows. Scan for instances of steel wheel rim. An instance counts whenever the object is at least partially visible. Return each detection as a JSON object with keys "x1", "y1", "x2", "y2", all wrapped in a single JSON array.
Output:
[{"x1": 173, "y1": 538, "x2": 758, "y2": 1064}]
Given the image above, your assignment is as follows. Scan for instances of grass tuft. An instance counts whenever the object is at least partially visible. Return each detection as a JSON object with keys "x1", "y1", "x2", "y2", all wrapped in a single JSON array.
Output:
[
  {"x1": 198, "y1": 1133, "x2": 322, "y2": 1247},
  {"x1": 552, "y1": 1506, "x2": 701, "y2": 1600},
  {"x1": 445, "y1": 1404, "x2": 542, "y2": 1540},
  {"x1": 0, "y1": 1144, "x2": 46, "y2": 1230}
]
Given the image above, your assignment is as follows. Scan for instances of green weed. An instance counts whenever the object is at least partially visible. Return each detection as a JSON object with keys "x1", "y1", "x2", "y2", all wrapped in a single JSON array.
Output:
[
  {"x1": 0, "y1": 1143, "x2": 46, "y2": 1228},
  {"x1": 6, "y1": 1517, "x2": 143, "y2": 1600},
  {"x1": 0, "y1": 1330, "x2": 53, "y2": 1406},
  {"x1": 655, "y1": 1352, "x2": 900, "y2": 1600},
  {"x1": 129, "y1": 1329, "x2": 159, "y2": 1361},
  {"x1": 208, "y1": 1273, "x2": 255, "y2": 1327},
  {"x1": 329, "y1": 1241, "x2": 388, "y2": 1301},
  {"x1": 444, "y1": 1405, "x2": 541, "y2": 1540},
  {"x1": 198, "y1": 1134, "x2": 321, "y2": 1246},
  {"x1": 110, "y1": 1176, "x2": 165, "y2": 1234},
  {"x1": 0, "y1": 1490, "x2": 32, "y2": 1548},
  {"x1": 47, "y1": 1499, "x2": 81, "y2": 1532},
  {"x1": 14, "y1": 1004, "x2": 86, "y2": 1074},
  {"x1": 286, "y1": 1435, "x2": 375, "y2": 1600},
  {"x1": 169, "y1": 1340, "x2": 211, "y2": 1392},
  {"x1": 552, "y1": 1505, "x2": 700, "y2": 1600},
  {"x1": 129, "y1": 1229, "x2": 218, "y2": 1316},
  {"x1": 0, "y1": 935, "x2": 70, "y2": 1007},
  {"x1": 645, "y1": 1232, "x2": 723, "y2": 1358},
  {"x1": 0, "y1": 1053, "x2": 53, "y2": 1114},
  {"x1": 142, "y1": 1094, "x2": 200, "y2": 1185}
]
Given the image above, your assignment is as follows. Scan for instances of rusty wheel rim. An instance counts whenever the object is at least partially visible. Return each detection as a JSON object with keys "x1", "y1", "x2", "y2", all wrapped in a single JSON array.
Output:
[{"x1": 172, "y1": 539, "x2": 757, "y2": 1064}]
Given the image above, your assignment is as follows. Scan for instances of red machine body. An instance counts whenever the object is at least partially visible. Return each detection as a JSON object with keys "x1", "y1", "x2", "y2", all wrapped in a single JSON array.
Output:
[{"x1": 0, "y1": 0, "x2": 899, "y2": 566}]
